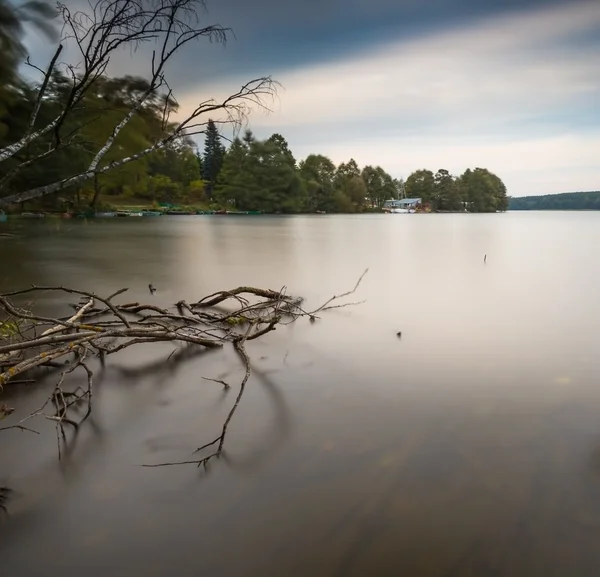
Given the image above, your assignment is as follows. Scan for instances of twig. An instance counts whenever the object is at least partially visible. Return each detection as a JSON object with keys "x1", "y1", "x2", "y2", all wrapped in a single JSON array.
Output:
[
  {"x1": 0, "y1": 424, "x2": 40, "y2": 434},
  {"x1": 201, "y1": 377, "x2": 230, "y2": 389},
  {"x1": 310, "y1": 268, "x2": 368, "y2": 315}
]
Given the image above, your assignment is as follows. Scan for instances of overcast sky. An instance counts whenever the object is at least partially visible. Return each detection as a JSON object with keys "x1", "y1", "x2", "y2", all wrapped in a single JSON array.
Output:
[{"x1": 25, "y1": 0, "x2": 600, "y2": 196}]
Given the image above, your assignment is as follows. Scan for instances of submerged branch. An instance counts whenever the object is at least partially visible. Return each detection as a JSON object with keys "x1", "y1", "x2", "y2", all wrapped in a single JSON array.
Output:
[{"x1": 0, "y1": 272, "x2": 367, "y2": 462}]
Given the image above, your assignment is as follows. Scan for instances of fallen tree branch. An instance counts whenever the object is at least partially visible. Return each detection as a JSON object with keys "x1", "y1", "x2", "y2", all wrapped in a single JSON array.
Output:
[{"x1": 0, "y1": 272, "x2": 367, "y2": 461}]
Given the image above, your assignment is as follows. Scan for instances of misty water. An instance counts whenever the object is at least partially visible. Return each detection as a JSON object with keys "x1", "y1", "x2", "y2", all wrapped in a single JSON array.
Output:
[{"x1": 2, "y1": 212, "x2": 600, "y2": 576}]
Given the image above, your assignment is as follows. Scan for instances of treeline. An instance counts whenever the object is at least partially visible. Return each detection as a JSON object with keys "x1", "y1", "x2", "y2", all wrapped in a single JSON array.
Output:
[
  {"x1": 209, "y1": 133, "x2": 508, "y2": 213},
  {"x1": 0, "y1": 68, "x2": 508, "y2": 213},
  {"x1": 0, "y1": 68, "x2": 406, "y2": 212},
  {"x1": 212, "y1": 131, "x2": 402, "y2": 213},
  {"x1": 404, "y1": 168, "x2": 508, "y2": 212},
  {"x1": 509, "y1": 191, "x2": 600, "y2": 211}
]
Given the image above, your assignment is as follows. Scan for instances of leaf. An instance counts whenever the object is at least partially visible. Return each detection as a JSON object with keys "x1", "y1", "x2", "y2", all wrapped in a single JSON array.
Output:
[{"x1": 0, "y1": 403, "x2": 15, "y2": 419}]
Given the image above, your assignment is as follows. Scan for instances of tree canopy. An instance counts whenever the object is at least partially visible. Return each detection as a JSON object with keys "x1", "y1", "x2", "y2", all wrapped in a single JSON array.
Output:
[{"x1": 405, "y1": 167, "x2": 508, "y2": 212}]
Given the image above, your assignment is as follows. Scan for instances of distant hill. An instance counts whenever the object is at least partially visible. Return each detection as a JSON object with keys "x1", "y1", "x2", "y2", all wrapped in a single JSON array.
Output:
[{"x1": 509, "y1": 191, "x2": 600, "y2": 210}]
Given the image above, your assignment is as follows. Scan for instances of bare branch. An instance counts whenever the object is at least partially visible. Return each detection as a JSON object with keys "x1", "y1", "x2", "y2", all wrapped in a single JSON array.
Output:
[
  {"x1": 42, "y1": 297, "x2": 95, "y2": 336},
  {"x1": 0, "y1": 120, "x2": 59, "y2": 164},
  {"x1": 309, "y1": 268, "x2": 369, "y2": 315},
  {"x1": 26, "y1": 45, "x2": 65, "y2": 139},
  {"x1": 0, "y1": 272, "x2": 366, "y2": 464},
  {"x1": 201, "y1": 376, "x2": 230, "y2": 389}
]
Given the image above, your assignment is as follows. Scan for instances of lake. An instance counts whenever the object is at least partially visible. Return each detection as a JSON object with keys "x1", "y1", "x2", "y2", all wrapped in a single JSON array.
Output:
[{"x1": 2, "y1": 212, "x2": 600, "y2": 576}]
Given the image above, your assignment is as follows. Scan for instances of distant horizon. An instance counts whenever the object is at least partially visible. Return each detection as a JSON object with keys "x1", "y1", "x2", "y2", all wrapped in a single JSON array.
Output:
[{"x1": 510, "y1": 189, "x2": 600, "y2": 199}]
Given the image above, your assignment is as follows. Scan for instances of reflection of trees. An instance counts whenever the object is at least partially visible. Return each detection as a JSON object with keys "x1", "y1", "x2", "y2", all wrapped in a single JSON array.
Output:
[
  {"x1": 0, "y1": 220, "x2": 177, "y2": 294},
  {"x1": 182, "y1": 217, "x2": 296, "y2": 289}
]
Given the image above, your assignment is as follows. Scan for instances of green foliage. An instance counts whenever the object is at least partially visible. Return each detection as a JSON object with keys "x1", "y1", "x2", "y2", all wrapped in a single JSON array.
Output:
[
  {"x1": 509, "y1": 191, "x2": 600, "y2": 211},
  {"x1": 299, "y1": 154, "x2": 337, "y2": 211},
  {"x1": 215, "y1": 133, "x2": 306, "y2": 212},
  {"x1": 362, "y1": 165, "x2": 396, "y2": 208},
  {"x1": 404, "y1": 167, "x2": 508, "y2": 212},
  {"x1": 434, "y1": 169, "x2": 462, "y2": 211},
  {"x1": 202, "y1": 119, "x2": 225, "y2": 197},
  {"x1": 0, "y1": 319, "x2": 18, "y2": 337},
  {"x1": 405, "y1": 169, "x2": 435, "y2": 204},
  {"x1": 0, "y1": 0, "x2": 57, "y2": 133},
  {"x1": 0, "y1": 68, "x2": 206, "y2": 209},
  {"x1": 459, "y1": 168, "x2": 508, "y2": 213}
]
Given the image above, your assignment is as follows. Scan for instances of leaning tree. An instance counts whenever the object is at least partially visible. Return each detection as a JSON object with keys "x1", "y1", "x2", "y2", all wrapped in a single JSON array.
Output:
[{"x1": 0, "y1": 0, "x2": 277, "y2": 206}]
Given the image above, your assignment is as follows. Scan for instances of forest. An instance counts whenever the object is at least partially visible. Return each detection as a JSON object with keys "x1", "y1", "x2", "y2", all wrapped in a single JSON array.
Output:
[
  {"x1": 0, "y1": 0, "x2": 508, "y2": 214},
  {"x1": 509, "y1": 191, "x2": 600, "y2": 211}
]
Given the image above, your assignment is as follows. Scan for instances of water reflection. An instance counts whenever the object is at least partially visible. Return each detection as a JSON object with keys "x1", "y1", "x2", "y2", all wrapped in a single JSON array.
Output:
[{"x1": 2, "y1": 213, "x2": 600, "y2": 575}]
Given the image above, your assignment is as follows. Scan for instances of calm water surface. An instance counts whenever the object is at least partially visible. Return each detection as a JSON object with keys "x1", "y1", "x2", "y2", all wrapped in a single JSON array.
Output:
[{"x1": 2, "y1": 212, "x2": 600, "y2": 576}]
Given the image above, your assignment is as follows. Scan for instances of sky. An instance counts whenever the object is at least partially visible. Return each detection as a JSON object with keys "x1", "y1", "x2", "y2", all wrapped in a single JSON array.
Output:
[{"x1": 23, "y1": 0, "x2": 600, "y2": 196}]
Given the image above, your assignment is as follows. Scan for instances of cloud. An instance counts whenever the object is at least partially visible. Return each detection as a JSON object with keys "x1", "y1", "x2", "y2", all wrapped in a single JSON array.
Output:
[
  {"x1": 241, "y1": 0, "x2": 600, "y2": 130},
  {"x1": 174, "y1": 0, "x2": 600, "y2": 196}
]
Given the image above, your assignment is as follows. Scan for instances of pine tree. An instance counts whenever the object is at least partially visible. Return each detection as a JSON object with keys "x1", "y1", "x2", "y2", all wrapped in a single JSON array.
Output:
[
  {"x1": 213, "y1": 137, "x2": 250, "y2": 208},
  {"x1": 196, "y1": 149, "x2": 203, "y2": 177},
  {"x1": 202, "y1": 119, "x2": 225, "y2": 198}
]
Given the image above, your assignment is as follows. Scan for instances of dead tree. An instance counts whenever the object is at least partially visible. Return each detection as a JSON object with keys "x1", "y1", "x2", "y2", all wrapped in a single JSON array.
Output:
[
  {"x1": 0, "y1": 0, "x2": 277, "y2": 206},
  {"x1": 0, "y1": 271, "x2": 367, "y2": 462}
]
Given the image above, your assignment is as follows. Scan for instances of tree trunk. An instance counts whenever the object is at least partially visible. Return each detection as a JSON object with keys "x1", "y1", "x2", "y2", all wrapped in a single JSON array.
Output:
[{"x1": 91, "y1": 175, "x2": 101, "y2": 209}]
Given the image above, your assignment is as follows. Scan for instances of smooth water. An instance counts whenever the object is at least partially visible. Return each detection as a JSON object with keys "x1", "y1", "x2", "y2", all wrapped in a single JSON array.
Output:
[{"x1": 2, "y1": 212, "x2": 600, "y2": 576}]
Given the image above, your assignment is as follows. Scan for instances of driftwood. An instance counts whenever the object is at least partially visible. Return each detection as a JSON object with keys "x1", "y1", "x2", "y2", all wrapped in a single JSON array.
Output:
[{"x1": 0, "y1": 272, "x2": 367, "y2": 464}]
